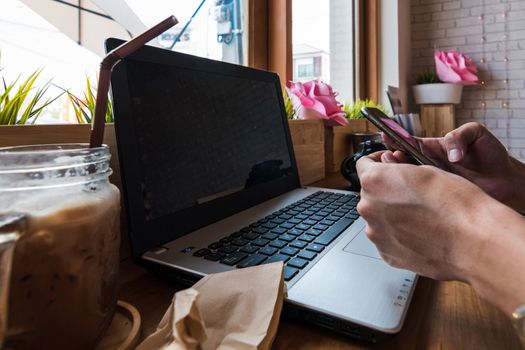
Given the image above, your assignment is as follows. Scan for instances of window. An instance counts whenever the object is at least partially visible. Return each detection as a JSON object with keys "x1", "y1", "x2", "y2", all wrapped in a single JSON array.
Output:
[
  {"x1": 0, "y1": 0, "x2": 248, "y2": 123},
  {"x1": 126, "y1": 0, "x2": 248, "y2": 65},
  {"x1": 292, "y1": 0, "x2": 355, "y2": 102},
  {"x1": 297, "y1": 62, "x2": 314, "y2": 78}
]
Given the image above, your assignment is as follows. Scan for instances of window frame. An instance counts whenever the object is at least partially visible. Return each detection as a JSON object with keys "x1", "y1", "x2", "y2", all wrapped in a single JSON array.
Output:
[{"x1": 248, "y1": 0, "x2": 378, "y2": 100}]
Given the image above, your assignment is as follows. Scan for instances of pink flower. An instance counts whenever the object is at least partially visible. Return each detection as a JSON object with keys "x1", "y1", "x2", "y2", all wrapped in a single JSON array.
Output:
[
  {"x1": 286, "y1": 80, "x2": 348, "y2": 126},
  {"x1": 434, "y1": 49, "x2": 478, "y2": 85}
]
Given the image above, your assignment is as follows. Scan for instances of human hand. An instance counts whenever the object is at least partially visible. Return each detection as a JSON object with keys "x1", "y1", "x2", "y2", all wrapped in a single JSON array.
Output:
[
  {"x1": 356, "y1": 151, "x2": 525, "y2": 316},
  {"x1": 355, "y1": 152, "x2": 490, "y2": 281},
  {"x1": 382, "y1": 123, "x2": 525, "y2": 212}
]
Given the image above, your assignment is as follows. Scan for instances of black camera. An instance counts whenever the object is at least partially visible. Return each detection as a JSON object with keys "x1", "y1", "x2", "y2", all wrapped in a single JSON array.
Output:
[{"x1": 340, "y1": 139, "x2": 387, "y2": 191}]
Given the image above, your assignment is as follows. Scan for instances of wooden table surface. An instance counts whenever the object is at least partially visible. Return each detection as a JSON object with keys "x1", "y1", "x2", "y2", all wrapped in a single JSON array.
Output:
[{"x1": 117, "y1": 174, "x2": 523, "y2": 349}]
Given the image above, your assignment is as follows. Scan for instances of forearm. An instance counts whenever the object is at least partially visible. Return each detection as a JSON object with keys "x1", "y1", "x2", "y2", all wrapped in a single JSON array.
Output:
[{"x1": 462, "y1": 196, "x2": 525, "y2": 316}]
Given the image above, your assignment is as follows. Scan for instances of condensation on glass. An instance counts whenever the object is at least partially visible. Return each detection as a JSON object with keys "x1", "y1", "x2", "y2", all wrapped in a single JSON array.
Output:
[{"x1": 0, "y1": 144, "x2": 120, "y2": 350}]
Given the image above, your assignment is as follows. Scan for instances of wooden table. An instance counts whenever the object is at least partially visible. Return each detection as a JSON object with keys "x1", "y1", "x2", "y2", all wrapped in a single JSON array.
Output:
[{"x1": 117, "y1": 174, "x2": 523, "y2": 349}]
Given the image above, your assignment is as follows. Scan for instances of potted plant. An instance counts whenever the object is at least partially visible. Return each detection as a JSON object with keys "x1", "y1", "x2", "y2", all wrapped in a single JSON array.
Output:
[{"x1": 413, "y1": 49, "x2": 479, "y2": 104}]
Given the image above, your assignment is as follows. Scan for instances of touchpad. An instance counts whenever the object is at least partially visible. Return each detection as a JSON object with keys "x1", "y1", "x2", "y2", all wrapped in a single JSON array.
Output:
[{"x1": 343, "y1": 230, "x2": 381, "y2": 259}]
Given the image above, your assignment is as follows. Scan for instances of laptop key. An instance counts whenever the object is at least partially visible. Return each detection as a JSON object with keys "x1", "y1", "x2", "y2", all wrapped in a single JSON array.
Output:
[
  {"x1": 252, "y1": 237, "x2": 270, "y2": 247},
  {"x1": 269, "y1": 240, "x2": 287, "y2": 249},
  {"x1": 204, "y1": 252, "x2": 225, "y2": 261},
  {"x1": 232, "y1": 238, "x2": 249, "y2": 247},
  {"x1": 287, "y1": 257, "x2": 309, "y2": 269},
  {"x1": 284, "y1": 266, "x2": 299, "y2": 281},
  {"x1": 208, "y1": 242, "x2": 222, "y2": 250},
  {"x1": 287, "y1": 228, "x2": 304, "y2": 236},
  {"x1": 320, "y1": 219, "x2": 336, "y2": 226},
  {"x1": 298, "y1": 250, "x2": 317, "y2": 261},
  {"x1": 280, "y1": 222, "x2": 295, "y2": 229},
  {"x1": 303, "y1": 219, "x2": 318, "y2": 226},
  {"x1": 298, "y1": 234, "x2": 316, "y2": 243},
  {"x1": 261, "y1": 232, "x2": 279, "y2": 240},
  {"x1": 295, "y1": 214, "x2": 309, "y2": 220},
  {"x1": 253, "y1": 227, "x2": 268, "y2": 234},
  {"x1": 306, "y1": 228, "x2": 322, "y2": 236},
  {"x1": 345, "y1": 213, "x2": 360, "y2": 220},
  {"x1": 220, "y1": 252, "x2": 247, "y2": 266},
  {"x1": 193, "y1": 248, "x2": 210, "y2": 257},
  {"x1": 220, "y1": 236, "x2": 233, "y2": 243},
  {"x1": 265, "y1": 254, "x2": 290, "y2": 264},
  {"x1": 259, "y1": 246, "x2": 278, "y2": 256},
  {"x1": 279, "y1": 234, "x2": 295, "y2": 242},
  {"x1": 295, "y1": 223, "x2": 311, "y2": 231},
  {"x1": 240, "y1": 227, "x2": 251, "y2": 233},
  {"x1": 218, "y1": 245, "x2": 237, "y2": 254},
  {"x1": 240, "y1": 245, "x2": 259, "y2": 254},
  {"x1": 262, "y1": 222, "x2": 278, "y2": 229},
  {"x1": 237, "y1": 253, "x2": 267, "y2": 268},
  {"x1": 230, "y1": 231, "x2": 243, "y2": 238},
  {"x1": 311, "y1": 215, "x2": 324, "y2": 221},
  {"x1": 306, "y1": 243, "x2": 325, "y2": 253},
  {"x1": 281, "y1": 247, "x2": 299, "y2": 256},
  {"x1": 271, "y1": 218, "x2": 285, "y2": 225},
  {"x1": 279, "y1": 214, "x2": 292, "y2": 220},
  {"x1": 287, "y1": 218, "x2": 302, "y2": 225},
  {"x1": 271, "y1": 227, "x2": 287, "y2": 234},
  {"x1": 315, "y1": 218, "x2": 353, "y2": 246},
  {"x1": 242, "y1": 232, "x2": 259, "y2": 240},
  {"x1": 290, "y1": 240, "x2": 307, "y2": 249},
  {"x1": 313, "y1": 223, "x2": 330, "y2": 231}
]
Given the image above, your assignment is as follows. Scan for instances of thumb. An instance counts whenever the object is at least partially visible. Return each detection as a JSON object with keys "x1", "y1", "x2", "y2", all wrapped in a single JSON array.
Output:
[{"x1": 443, "y1": 122, "x2": 485, "y2": 163}]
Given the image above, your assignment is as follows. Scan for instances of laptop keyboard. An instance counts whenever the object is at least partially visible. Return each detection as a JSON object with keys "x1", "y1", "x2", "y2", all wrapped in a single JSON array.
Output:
[{"x1": 192, "y1": 191, "x2": 360, "y2": 281}]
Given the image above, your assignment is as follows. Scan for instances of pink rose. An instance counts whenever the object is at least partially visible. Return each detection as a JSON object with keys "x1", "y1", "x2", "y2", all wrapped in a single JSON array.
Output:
[
  {"x1": 286, "y1": 80, "x2": 347, "y2": 126},
  {"x1": 434, "y1": 49, "x2": 478, "y2": 85}
]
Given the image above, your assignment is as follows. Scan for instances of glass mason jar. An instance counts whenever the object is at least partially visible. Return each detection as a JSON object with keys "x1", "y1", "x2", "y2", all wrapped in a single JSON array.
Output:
[{"x1": 0, "y1": 144, "x2": 120, "y2": 350}]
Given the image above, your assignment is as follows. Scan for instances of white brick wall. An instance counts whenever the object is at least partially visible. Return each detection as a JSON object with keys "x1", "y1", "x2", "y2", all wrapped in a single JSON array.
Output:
[{"x1": 411, "y1": 0, "x2": 525, "y2": 160}]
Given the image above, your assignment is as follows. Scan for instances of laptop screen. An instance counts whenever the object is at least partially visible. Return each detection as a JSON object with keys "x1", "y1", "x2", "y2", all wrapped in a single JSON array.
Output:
[
  {"x1": 107, "y1": 38, "x2": 300, "y2": 255},
  {"x1": 126, "y1": 60, "x2": 293, "y2": 221}
]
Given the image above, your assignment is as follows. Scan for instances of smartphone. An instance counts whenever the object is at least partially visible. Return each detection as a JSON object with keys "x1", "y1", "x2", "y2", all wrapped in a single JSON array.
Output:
[{"x1": 361, "y1": 107, "x2": 437, "y2": 166}]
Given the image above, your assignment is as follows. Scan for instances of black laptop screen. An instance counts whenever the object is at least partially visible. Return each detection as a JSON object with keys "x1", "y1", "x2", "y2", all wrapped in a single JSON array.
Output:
[{"x1": 124, "y1": 60, "x2": 294, "y2": 221}]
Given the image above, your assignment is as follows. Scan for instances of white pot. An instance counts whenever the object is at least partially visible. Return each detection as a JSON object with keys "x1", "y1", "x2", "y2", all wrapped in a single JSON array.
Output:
[{"x1": 412, "y1": 83, "x2": 463, "y2": 104}]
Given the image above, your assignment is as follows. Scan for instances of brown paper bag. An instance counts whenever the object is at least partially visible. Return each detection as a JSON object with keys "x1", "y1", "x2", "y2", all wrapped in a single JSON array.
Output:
[{"x1": 136, "y1": 262, "x2": 286, "y2": 350}]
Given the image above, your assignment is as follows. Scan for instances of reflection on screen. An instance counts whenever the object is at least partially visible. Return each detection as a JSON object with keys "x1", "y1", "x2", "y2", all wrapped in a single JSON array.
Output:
[
  {"x1": 126, "y1": 61, "x2": 293, "y2": 221},
  {"x1": 380, "y1": 117, "x2": 418, "y2": 148}
]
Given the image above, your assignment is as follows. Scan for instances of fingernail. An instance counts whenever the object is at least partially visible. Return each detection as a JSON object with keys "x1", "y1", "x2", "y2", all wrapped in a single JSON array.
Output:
[
  {"x1": 448, "y1": 148, "x2": 462, "y2": 162},
  {"x1": 382, "y1": 153, "x2": 396, "y2": 163}
]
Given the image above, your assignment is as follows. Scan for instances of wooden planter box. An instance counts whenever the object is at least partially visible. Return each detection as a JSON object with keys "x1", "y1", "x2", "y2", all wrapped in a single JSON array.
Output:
[
  {"x1": 288, "y1": 119, "x2": 325, "y2": 185},
  {"x1": 324, "y1": 119, "x2": 379, "y2": 173}
]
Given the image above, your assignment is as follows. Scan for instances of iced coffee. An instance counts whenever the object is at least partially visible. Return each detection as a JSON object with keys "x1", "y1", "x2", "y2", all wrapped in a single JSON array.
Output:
[{"x1": 0, "y1": 144, "x2": 120, "y2": 350}]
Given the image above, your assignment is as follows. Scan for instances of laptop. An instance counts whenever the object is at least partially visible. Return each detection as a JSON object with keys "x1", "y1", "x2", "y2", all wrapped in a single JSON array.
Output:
[{"x1": 105, "y1": 38, "x2": 417, "y2": 342}]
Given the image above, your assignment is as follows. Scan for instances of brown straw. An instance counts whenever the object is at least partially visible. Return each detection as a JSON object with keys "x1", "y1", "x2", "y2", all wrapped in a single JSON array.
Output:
[{"x1": 89, "y1": 16, "x2": 179, "y2": 148}]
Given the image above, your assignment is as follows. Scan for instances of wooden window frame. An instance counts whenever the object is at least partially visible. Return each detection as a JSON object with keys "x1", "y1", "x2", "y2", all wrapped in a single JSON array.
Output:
[{"x1": 248, "y1": 0, "x2": 378, "y2": 100}]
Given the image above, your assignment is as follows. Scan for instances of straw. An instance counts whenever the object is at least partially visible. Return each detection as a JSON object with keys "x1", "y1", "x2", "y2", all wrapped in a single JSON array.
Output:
[{"x1": 89, "y1": 16, "x2": 179, "y2": 148}]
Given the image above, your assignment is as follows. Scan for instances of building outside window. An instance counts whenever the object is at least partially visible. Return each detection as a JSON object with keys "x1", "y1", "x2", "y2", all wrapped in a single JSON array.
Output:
[{"x1": 292, "y1": 0, "x2": 355, "y2": 103}]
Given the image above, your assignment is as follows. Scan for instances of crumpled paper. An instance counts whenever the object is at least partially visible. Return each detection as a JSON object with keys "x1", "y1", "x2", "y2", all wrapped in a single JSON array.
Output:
[{"x1": 136, "y1": 262, "x2": 286, "y2": 350}]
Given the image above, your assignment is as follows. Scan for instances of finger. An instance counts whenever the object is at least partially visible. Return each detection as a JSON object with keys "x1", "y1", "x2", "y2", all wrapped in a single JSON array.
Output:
[
  {"x1": 382, "y1": 133, "x2": 398, "y2": 150},
  {"x1": 391, "y1": 150, "x2": 414, "y2": 164},
  {"x1": 381, "y1": 151, "x2": 399, "y2": 163},
  {"x1": 356, "y1": 153, "x2": 381, "y2": 174},
  {"x1": 443, "y1": 122, "x2": 486, "y2": 163},
  {"x1": 365, "y1": 150, "x2": 388, "y2": 162}
]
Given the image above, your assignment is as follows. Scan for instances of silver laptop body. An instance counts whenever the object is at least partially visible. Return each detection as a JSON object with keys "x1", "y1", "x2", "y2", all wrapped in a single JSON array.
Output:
[{"x1": 107, "y1": 38, "x2": 417, "y2": 342}]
